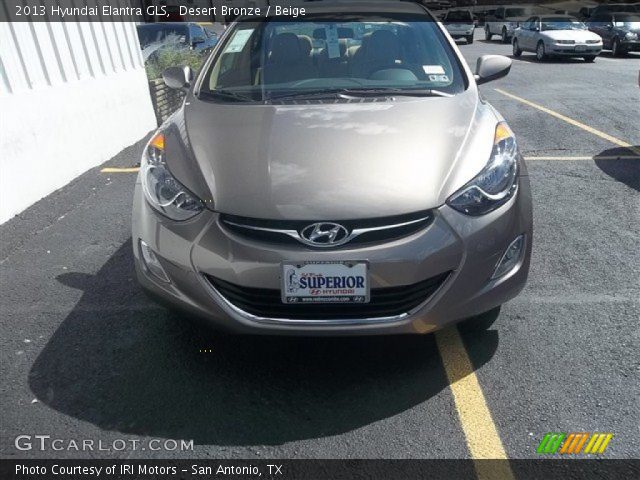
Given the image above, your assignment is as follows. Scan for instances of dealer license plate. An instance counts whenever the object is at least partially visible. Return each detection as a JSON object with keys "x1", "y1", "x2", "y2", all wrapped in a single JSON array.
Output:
[{"x1": 281, "y1": 261, "x2": 369, "y2": 304}]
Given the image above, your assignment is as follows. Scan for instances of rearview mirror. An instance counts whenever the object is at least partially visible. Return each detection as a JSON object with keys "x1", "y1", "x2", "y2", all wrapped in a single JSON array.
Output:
[
  {"x1": 474, "y1": 55, "x2": 512, "y2": 85},
  {"x1": 162, "y1": 66, "x2": 193, "y2": 92}
]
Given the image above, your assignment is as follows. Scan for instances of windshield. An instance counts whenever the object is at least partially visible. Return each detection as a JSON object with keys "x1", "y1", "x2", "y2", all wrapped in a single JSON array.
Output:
[
  {"x1": 201, "y1": 14, "x2": 466, "y2": 102},
  {"x1": 505, "y1": 8, "x2": 526, "y2": 17},
  {"x1": 614, "y1": 14, "x2": 640, "y2": 27},
  {"x1": 446, "y1": 11, "x2": 473, "y2": 22},
  {"x1": 541, "y1": 18, "x2": 586, "y2": 30},
  {"x1": 136, "y1": 25, "x2": 188, "y2": 48}
]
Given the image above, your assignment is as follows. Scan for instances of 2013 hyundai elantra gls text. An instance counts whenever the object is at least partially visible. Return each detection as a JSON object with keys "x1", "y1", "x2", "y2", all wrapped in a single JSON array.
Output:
[{"x1": 132, "y1": 1, "x2": 532, "y2": 335}]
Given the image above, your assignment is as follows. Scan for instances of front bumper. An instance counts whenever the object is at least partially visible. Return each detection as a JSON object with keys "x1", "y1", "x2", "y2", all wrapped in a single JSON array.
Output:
[
  {"x1": 620, "y1": 39, "x2": 640, "y2": 51},
  {"x1": 447, "y1": 27, "x2": 475, "y2": 38},
  {"x1": 549, "y1": 43, "x2": 602, "y2": 55},
  {"x1": 132, "y1": 176, "x2": 532, "y2": 335}
]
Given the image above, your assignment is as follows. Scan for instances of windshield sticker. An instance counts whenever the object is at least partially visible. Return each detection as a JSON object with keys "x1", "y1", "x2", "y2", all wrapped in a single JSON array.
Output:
[
  {"x1": 325, "y1": 24, "x2": 341, "y2": 59},
  {"x1": 423, "y1": 65, "x2": 445, "y2": 75},
  {"x1": 429, "y1": 74, "x2": 450, "y2": 83},
  {"x1": 226, "y1": 29, "x2": 254, "y2": 53}
]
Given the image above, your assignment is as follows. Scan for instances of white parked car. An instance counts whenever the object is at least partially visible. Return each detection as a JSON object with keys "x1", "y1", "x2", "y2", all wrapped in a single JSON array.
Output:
[
  {"x1": 512, "y1": 15, "x2": 603, "y2": 62},
  {"x1": 443, "y1": 9, "x2": 476, "y2": 44}
]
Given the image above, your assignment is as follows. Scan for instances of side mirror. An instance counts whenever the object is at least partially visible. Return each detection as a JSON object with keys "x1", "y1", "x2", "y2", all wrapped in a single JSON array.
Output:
[
  {"x1": 474, "y1": 55, "x2": 512, "y2": 85},
  {"x1": 605, "y1": 23, "x2": 613, "y2": 29},
  {"x1": 162, "y1": 66, "x2": 193, "y2": 92},
  {"x1": 533, "y1": 26, "x2": 540, "y2": 32}
]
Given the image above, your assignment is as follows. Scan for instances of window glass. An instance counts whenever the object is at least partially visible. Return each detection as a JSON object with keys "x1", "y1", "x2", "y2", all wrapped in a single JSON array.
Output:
[{"x1": 201, "y1": 13, "x2": 467, "y2": 102}]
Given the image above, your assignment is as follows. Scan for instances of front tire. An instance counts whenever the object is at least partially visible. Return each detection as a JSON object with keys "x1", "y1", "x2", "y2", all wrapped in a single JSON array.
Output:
[
  {"x1": 513, "y1": 39, "x2": 522, "y2": 57},
  {"x1": 583, "y1": 55, "x2": 596, "y2": 62},
  {"x1": 485, "y1": 25, "x2": 493, "y2": 41},
  {"x1": 501, "y1": 27, "x2": 509, "y2": 43},
  {"x1": 611, "y1": 37, "x2": 625, "y2": 57},
  {"x1": 536, "y1": 41, "x2": 546, "y2": 61}
]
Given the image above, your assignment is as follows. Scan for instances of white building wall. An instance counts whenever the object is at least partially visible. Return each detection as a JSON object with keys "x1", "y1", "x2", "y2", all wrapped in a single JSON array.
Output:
[{"x1": 0, "y1": 17, "x2": 156, "y2": 224}]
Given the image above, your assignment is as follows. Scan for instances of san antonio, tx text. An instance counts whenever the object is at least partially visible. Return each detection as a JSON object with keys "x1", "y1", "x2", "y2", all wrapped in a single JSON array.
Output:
[{"x1": 16, "y1": 463, "x2": 284, "y2": 477}]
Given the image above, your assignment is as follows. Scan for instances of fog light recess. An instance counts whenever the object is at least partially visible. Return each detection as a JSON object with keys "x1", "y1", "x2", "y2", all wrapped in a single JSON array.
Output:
[
  {"x1": 139, "y1": 240, "x2": 170, "y2": 283},
  {"x1": 492, "y1": 234, "x2": 525, "y2": 279}
]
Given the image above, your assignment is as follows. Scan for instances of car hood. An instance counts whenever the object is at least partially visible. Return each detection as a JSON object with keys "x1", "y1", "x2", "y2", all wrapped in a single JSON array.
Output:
[
  {"x1": 181, "y1": 89, "x2": 495, "y2": 220},
  {"x1": 542, "y1": 30, "x2": 602, "y2": 41}
]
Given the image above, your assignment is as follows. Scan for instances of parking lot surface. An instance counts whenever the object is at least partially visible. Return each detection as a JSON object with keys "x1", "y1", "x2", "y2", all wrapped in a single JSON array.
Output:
[{"x1": 1, "y1": 29, "x2": 639, "y2": 461}]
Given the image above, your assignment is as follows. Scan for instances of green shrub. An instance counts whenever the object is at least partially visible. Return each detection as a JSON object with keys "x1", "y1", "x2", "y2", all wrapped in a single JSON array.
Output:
[{"x1": 145, "y1": 48, "x2": 206, "y2": 81}]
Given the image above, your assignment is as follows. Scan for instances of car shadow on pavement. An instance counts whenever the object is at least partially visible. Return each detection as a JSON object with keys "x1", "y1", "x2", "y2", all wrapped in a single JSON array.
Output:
[
  {"x1": 478, "y1": 39, "x2": 506, "y2": 45},
  {"x1": 594, "y1": 147, "x2": 640, "y2": 192},
  {"x1": 28, "y1": 240, "x2": 500, "y2": 446},
  {"x1": 509, "y1": 55, "x2": 594, "y2": 64}
]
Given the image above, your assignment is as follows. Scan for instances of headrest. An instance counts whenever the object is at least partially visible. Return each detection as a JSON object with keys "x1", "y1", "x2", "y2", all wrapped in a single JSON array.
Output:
[
  {"x1": 269, "y1": 33, "x2": 302, "y2": 64},
  {"x1": 297, "y1": 35, "x2": 312, "y2": 56},
  {"x1": 366, "y1": 30, "x2": 401, "y2": 61}
]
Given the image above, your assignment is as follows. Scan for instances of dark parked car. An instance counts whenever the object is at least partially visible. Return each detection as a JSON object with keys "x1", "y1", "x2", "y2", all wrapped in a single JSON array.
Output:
[
  {"x1": 578, "y1": 6, "x2": 595, "y2": 21},
  {"x1": 587, "y1": 13, "x2": 640, "y2": 56},
  {"x1": 136, "y1": 23, "x2": 218, "y2": 61},
  {"x1": 588, "y1": 3, "x2": 640, "y2": 18}
]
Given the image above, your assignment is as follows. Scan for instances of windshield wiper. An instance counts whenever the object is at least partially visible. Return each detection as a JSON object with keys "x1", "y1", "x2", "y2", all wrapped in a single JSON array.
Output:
[
  {"x1": 267, "y1": 87, "x2": 452, "y2": 101},
  {"x1": 339, "y1": 88, "x2": 453, "y2": 98},
  {"x1": 199, "y1": 89, "x2": 255, "y2": 102},
  {"x1": 266, "y1": 89, "x2": 349, "y2": 101}
]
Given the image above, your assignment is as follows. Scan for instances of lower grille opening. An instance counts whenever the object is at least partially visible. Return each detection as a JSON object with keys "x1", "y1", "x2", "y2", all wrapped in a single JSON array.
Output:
[{"x1": 205, "y1": 272, "x2": 451, "y2": 320}]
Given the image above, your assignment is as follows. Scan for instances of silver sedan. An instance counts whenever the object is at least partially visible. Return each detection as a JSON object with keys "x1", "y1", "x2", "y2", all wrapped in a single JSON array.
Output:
[{"x1": 513, "y1": 15, "x2": 603, "y2": 62}]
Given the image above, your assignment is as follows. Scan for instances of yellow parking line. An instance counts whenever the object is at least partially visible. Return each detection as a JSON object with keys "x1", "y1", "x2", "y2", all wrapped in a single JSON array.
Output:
[
  {"x1": 100, "y1": 167, "x2": 140, "y2": 173},
  {"x1": 494, "y1": 88, "x2": 640, "y2": 156},
  {"x1": 435, "y1": 327, "x2": 514, "y2": 480}
]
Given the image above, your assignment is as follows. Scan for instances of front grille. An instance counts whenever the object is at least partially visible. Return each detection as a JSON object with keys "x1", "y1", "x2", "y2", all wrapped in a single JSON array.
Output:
[
  {"x1": 206, "y1": 271, "x2": 450, "y2": 320},
  {"x1": 219, "y1": 210, "x2": 433, "y2": 249}
]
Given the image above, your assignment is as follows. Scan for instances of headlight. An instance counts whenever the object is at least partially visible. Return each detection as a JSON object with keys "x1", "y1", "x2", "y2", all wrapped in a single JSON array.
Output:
[
  {"x1": 625, "y1": 32, "x2": 638, "y2": 40},
  {"x1": 141, "y1": 133, "x2": 204, "y2": 221},
  {"x1": 447, "y1": 122, "x2": 519, "y2": 216}
]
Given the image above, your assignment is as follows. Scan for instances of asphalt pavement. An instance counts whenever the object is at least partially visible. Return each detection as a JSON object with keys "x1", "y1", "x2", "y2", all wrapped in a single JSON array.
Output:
[{"x1": 1, "y1": 28, "x2": 638, "y2": 462}]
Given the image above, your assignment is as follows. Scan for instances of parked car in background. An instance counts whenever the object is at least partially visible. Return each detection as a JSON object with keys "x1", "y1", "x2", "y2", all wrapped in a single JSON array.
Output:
[
  {"x1": 578, "y1": 6, "x2": 595, "y2": 21},
  {"x1": 136, "y1": 23, "x2": 217, "y2": 61},
  {"x1": 588, "y1": 3, "x2": 640, "y2": 18},
  {"x1": 485, "y1": 5, "x2": 538, "y2": 43},
  {"x1": 587, "y1": 13, "x2": 640, "y2": 56},
  {"x1": 472, "y1": 7, "x2": 497, "y2": 26},
  {"x1": 198, "y1": 22, "x2": 224, "y2": 39},
  {"x1": 512, "y1": 16, "x2": 602, "y2": 62},
  {"x1": 443, "y1": 9, "x2": 476, "y2": 44}
]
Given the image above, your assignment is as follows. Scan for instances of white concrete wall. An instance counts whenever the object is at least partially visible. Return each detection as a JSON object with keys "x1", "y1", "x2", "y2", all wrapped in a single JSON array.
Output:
[{"x1": 0, "y1": 19, "x2": 156, "y2": 224}]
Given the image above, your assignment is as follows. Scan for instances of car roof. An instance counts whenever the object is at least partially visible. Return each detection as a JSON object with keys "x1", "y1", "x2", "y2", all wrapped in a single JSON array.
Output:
[
  {"x1": 250, "y1": 0, "x2": 429, "y2": 16},
  {"x1": 137, "y1": 22, "x2": 191, "y2": 28},
  {"x1": 540, "y1": 15, "x2": 578, "y2": 20}
]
